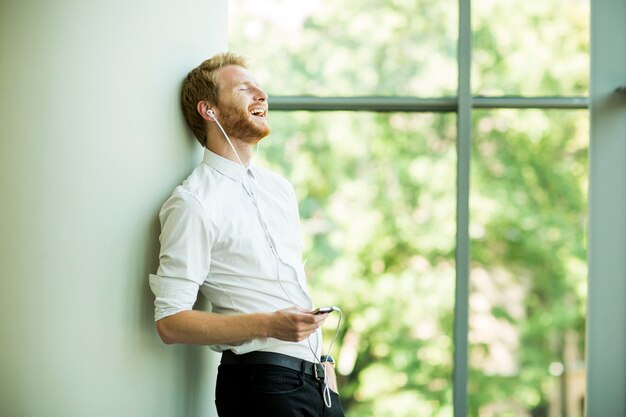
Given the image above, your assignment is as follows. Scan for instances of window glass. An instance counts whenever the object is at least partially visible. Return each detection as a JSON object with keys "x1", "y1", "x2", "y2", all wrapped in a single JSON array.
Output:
[
  {"x1": 229, "y1": 0, "x2": 458, "y2": 97},
  {"x1": 469, "y1": 109, "x2": 588, "y2": 417},
  {"x1": 472, "y1": 0, "x2": 589, "y2": 96},
  {"x1": 229, "y1": 2, "x2": 590, "y2": 416},
  {"x1": 257, "y1": 111, "x2": 456, "y2": 416}
]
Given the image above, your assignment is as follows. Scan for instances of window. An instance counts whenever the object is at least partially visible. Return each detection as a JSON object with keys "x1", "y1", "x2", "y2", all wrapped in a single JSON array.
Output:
[
  {"x1": 229, "y1": 1, "x2": 589, "y2": 415},
  {"x1": 253, "y1": 110, "x2": 457, "y2": 415},
  {"x1": 229, "y1": 0, "x2": 457, "y2": 97},
  {"x1": 470, "y1": 109, "x2": 588, "y2": 417}
]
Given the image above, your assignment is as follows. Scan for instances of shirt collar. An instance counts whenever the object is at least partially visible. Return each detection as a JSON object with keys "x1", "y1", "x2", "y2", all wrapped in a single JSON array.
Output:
[{"x1": 203, "y1": 148, "x2": 255, "y2": 182}]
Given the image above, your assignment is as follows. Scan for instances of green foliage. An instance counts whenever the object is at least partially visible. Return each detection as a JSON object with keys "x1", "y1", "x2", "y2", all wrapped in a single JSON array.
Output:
[{"x1": 230, "y1": 0, "x2": 589, "y2": 415}]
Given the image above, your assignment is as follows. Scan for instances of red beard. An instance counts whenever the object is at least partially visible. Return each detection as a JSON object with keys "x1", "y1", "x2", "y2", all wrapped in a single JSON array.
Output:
[{"x1": 218, "y1": 104, "x2": 270, "y2": 144}]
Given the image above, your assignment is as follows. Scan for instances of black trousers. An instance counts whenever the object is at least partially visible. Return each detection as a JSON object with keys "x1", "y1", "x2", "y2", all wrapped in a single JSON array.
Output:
[{"x1": 215, "y1": 363, "x2": 346, "y2": 417}]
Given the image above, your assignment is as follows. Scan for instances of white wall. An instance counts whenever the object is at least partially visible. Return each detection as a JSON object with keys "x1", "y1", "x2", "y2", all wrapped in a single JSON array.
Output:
[{"x1": 0, "y1": 1, "x2": 227, "y2": 416}]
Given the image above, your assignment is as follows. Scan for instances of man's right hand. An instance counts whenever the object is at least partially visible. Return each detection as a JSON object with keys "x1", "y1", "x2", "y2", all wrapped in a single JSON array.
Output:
[
  {"x1": 155, "y1": 307, "x2": 328, "y2": 346},
  {"x1": 268, "y1": 306, "x2": 328, "y2": 342}
]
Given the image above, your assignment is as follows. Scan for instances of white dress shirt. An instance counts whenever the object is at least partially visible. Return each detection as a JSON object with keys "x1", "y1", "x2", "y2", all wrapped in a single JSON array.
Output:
[{"x1": 149, "y1": 149, "x2": 321, "y2": 362}]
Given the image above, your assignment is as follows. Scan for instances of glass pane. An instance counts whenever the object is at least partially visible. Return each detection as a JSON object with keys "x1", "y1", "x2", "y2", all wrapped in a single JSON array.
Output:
[
  {"x1": 469, "y1": 109, "x2": 589, "y2": 417},
  {"x1": 256, "y1": 111, "x2": 456, "y2": 416},
  {"x1": 229, "y1": 0, "x2": 458, "y2": 97},
  {"x1": 472, "y1": 0, "x2": 590, "y2": 96}
]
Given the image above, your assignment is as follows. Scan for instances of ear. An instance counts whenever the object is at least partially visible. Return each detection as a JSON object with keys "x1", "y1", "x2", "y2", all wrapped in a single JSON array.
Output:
[{"x1": 197, "y1": 101, "x2": 217, "y2": 122}]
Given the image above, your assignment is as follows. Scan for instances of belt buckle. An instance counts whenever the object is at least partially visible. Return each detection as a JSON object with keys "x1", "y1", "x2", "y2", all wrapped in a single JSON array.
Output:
[{"x1": 314, "y1": 363, "x2": 326, "y2": 381}]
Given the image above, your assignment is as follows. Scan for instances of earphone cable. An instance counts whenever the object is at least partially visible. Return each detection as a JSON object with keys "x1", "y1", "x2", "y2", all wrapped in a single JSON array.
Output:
[{"x1": 211, "y1": 113, "x2": 339, "y2": 408}]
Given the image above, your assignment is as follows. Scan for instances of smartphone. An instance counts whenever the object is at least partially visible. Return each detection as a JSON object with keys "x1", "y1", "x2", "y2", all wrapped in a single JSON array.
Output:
[{"x1": 313, "y1": 306, "x2": 335, "y2": 315}]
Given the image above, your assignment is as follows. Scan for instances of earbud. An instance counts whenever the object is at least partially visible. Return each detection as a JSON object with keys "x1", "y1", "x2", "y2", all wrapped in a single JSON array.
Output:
[{"x1": 207, "y1": 109, "x2": 216, "y2": 120}]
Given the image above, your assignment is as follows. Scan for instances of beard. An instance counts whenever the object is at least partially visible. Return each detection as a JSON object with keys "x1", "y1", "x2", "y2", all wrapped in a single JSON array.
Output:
[{"x1": 218, "y1": 103, "x2": 271, "y2": 144}]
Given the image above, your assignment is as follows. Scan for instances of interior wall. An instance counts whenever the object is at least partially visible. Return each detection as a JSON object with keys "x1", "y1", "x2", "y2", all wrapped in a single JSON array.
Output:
[{"x1": 0, "y1": 1, "x2": 226, "y2": 416}]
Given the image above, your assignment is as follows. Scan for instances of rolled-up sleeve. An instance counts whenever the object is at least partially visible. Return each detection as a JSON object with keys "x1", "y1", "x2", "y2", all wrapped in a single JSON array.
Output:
[{"x1": 149, "y1": 191, "x2": 211, "y2": 321}]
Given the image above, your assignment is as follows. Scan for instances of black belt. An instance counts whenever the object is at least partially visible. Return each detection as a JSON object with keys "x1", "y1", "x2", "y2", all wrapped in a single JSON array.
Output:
[{"x1": 221, "y1": 350, "x2": 326, "y2": 381}]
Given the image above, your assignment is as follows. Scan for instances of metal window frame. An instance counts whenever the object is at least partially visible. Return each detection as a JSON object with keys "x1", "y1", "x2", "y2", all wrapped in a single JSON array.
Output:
[
  {"x1": 265, "y1": 1, "x2": 591, "y2": 416},
  {"x1": 454, "y1": 2, "x2": 472, "y2": 416},
  {"x1": 586, "y1": 0, "x2": 626, "y2": 415},
  {"x1": 268, "y1": 96, "x2": 589, "y2": 112}
]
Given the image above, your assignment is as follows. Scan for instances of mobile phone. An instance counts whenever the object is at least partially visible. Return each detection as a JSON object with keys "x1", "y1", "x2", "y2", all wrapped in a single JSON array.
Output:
[{"x1": 313, "y1": 306, "x2": 335, "y2": 315}]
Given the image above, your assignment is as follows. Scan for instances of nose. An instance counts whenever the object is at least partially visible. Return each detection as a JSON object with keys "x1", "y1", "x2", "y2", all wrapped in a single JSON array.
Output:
[{"x1": 253, "y1": 85, "x2": 267, "y2": 102}]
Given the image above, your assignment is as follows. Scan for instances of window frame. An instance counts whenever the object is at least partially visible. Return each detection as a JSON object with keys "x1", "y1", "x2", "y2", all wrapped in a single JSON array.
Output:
[{"x1": 251, "y1": 0, "x2": 596, "y2": 415}]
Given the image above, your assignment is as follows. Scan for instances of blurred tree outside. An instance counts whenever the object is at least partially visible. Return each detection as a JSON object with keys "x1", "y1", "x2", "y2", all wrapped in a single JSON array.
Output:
[{"x1": 229, "y1": 0, "x2": 589, "y2": 416}]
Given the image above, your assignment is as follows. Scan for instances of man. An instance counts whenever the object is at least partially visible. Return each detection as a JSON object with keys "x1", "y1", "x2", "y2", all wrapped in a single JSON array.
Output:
[{"x1": 149, "y1": 52, "x2": 345, "y2": 417}]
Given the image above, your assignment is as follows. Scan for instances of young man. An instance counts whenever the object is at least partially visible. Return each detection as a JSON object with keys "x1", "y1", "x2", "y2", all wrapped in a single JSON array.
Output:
[{"x1": 149, "y1": 52, "x2": 345, "y2": 416}]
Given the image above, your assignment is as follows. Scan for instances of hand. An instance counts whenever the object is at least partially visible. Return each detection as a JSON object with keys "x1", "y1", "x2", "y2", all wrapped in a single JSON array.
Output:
[
  {"x1": 323, "y1": 362, "x2": 338, "y2": 393},
  {"x1": 268, "y1": 306, "x2": 328, "y2": 342}
]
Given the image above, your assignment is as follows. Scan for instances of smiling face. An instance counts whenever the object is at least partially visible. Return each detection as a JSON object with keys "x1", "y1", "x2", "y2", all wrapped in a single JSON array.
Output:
[{"x1": 213, "y1": 65, "x2": 270, "y2": 144}]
